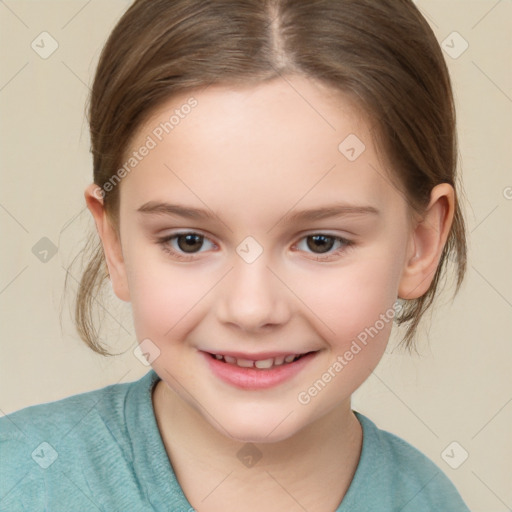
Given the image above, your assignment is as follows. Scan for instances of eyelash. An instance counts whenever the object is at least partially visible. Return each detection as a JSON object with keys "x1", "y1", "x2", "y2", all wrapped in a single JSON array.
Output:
[{"x1": 156, "y1": 231, "x2": 355, "y2": 262}]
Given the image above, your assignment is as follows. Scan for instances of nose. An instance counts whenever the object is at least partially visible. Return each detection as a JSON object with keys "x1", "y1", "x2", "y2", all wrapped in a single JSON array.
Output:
[{"x1": 215, "y1": 255, "x2": 292, "y2": 333}]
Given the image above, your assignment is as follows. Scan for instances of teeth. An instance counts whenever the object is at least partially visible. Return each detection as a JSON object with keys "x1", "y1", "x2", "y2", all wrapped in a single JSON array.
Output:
[
  {"x1": 274, "y1": 356, "x2": 285, "y2": 366},
  {"x1": 212, "y1": 353, "x2": 305, "y2": 369},
  {"x1": 255, "y1": 358, "x2": 274, "y2": 369},
  {"x1": 236, "y1": 358, "x2": 254, "y2": 368}
]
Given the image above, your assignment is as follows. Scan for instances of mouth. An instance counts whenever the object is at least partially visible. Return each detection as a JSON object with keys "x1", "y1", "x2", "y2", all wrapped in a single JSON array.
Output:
[
  {"x1": 201, "y1": 350, "x2": 320, "y2": 390},
  {"x1": 206, "y1": 352, "x2": 315, "y2": 369}
]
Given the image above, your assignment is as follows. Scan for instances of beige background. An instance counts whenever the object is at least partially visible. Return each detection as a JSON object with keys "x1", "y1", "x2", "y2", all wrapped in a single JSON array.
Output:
[{"x1": 1, "y1": 1, "x2": 511, "y2": 510}]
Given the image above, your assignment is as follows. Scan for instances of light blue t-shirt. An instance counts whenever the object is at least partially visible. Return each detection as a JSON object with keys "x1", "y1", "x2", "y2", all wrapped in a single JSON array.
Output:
[{"x1": 0, "y1": 369, "x2": 471, "y2": 511}]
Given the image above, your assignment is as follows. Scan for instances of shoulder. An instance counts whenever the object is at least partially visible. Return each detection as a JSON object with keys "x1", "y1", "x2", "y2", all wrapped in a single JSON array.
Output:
[
  {"x1": 0, "y1": 372, "x2": 150, "y2": 510},
  {"x1": 342, "y1": 411, "x2": 471, "y2": 511},
  {"x1": 0, "y1": 375, "x2": 134, "y2": 444}
]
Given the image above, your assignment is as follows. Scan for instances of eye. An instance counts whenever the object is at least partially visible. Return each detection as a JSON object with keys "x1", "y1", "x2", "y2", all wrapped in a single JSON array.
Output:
[
  {"x1": 157, "y1": 232, "x2": 216, "y2": 261},
  {"x1": 293, "y1": 234, "x2": 354, "y2": 261},
  {"x1": 156, "y1": 231, "x2": 354, "y2": 262}
]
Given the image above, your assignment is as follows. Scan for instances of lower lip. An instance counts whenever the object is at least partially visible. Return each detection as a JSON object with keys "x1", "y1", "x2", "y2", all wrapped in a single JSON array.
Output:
[{"x1": 201, "y1": 351, "x2": 318, "y2": 390}]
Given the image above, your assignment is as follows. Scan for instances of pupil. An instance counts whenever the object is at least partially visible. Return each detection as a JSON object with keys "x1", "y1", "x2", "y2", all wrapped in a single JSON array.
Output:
[
  {"x1": 178, "y1": 234, "x2": 203, "y2": 253},
  {"x1": 308, "y1": 235, "x2": 334, "y2": 253}
]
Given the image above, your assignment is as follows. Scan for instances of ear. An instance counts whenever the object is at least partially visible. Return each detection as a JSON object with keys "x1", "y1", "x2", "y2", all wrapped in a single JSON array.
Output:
[
  {"x1": 84, "y1": 184, "x2": 131, "y2": 302},
  {"x1": 398, "y1": 183, "x2": 455, "y2": 300}
]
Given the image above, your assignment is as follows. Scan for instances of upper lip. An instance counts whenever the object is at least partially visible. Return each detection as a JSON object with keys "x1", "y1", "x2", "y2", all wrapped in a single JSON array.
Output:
[{"x1": 201, "y1": 350, "x2": 317, "y2": 360}]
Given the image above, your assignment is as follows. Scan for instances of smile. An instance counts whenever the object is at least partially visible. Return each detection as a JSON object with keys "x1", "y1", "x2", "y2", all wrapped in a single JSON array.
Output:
[
  {"x1": 201, "y1": 350, "x2": 319, "y2": 390},
  {"x1": 208, "y1": 353, "x2": 309, "y2": 369}
]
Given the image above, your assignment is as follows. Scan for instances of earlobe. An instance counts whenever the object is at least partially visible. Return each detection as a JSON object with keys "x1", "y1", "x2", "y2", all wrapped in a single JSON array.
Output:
[
  {"x1": 84, "y1": 184, "x2": 131, "y2": 302},
  {"x1": 398, "y1": 183, "x2": 455, "y2": 300}
]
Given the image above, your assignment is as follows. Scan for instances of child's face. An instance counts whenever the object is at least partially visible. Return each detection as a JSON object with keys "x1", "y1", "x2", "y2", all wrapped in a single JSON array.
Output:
[{"x1": 96, "y1": 76, "x2": 419, "y2": 442}]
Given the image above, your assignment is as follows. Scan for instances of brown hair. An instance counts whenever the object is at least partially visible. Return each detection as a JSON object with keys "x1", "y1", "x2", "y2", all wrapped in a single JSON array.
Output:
[{"x1": 67, "y1": 0, "x2": 467, "y2": 356}]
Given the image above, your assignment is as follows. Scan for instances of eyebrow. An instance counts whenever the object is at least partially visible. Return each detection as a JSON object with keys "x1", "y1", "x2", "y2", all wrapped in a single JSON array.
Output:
[
  {"x1": 137, "y1": 201, "x2": 380, "y2": 222},
  {"x1": 280, "y1": 203, "x2": 380, "y2": 223}
]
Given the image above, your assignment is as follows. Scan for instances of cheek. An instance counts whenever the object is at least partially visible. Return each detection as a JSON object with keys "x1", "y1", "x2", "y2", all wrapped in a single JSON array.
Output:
[
  {"x1": 295, "y1": 258, "x2": 400, "y2": 406},
  {"x1": 124, "y1": 228, "x2": 404, "y2": 354},
  {"x1": 290, "y1": 253, "x2": 398, "y2": 374},
  {"x1": 124, "y1": 244, "x2": 205, "y2": 341},
  {"x1": 294, "y1": 255, "x2": 401, "y2": 341}
]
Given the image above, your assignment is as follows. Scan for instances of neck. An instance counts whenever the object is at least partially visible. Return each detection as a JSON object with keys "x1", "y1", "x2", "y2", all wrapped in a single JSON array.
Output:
[{"x1": 152, "y1": 379, "x2": 362, "y2": 511}]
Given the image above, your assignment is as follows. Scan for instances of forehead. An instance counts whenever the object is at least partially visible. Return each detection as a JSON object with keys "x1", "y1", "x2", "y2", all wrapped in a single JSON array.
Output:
[{"x1": 119, "y1": 76, "x2": 401, "y2": 224}]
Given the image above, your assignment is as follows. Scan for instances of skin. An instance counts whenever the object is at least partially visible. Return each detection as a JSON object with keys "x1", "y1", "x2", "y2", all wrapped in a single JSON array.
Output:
[{"x1": 85, "y1": 75, "x2": 455, "y2": 511}]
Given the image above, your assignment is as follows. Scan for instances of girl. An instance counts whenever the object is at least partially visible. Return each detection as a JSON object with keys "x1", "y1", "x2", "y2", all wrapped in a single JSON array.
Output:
[{"x1": 0, "y1": 0, "x2": 471, "y2": 510}]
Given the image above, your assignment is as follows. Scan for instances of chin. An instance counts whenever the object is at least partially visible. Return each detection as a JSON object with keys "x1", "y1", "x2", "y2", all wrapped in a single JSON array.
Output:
[
  {"x1": 225, "y1": 426, "x2": 295, "y2": 445},
  {"x1": 212, "y1": 407, "x2": 305, "y2": 445}
]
